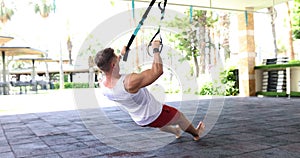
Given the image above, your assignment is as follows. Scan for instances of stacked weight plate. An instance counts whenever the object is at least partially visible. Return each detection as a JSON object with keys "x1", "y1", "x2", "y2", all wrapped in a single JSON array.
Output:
[
  {"x1": 276, "y1": 57, "x2": 289, "y2": 64},
  {"x1": 262, "y1": 70, "x2": 286, "y2": 92},
  {"x1": 262, "y1": 71, "x2": 269, "y2": 92},
  {"x1": 261, "y1": 57, "x2": 288, "y2": 93},
  {"x1": 262, "y1": 57, "x2": 289, "y2": 65}
]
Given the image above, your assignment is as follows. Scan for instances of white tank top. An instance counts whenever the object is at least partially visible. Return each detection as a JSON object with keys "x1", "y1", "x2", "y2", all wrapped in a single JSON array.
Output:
[{"x1": 101, "y1": 74, "x2": 162, "y2": 126}]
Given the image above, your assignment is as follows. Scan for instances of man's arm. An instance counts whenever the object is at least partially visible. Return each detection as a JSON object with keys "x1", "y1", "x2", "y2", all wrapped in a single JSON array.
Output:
[{"x1": 122, "y1": 40, "x2": 163, "y2": 93}]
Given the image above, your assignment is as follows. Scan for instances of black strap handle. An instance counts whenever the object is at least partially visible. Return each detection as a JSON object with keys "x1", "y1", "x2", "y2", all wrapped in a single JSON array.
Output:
[
  {"x1": 123, "y1": 0, "x2": 167, "y2": 61},
  {"x1": 146, "y1": 0, "x2": 167, "y2": 56},
  {"x1": 123, "y1": 0, "x2": 157, "y2": 61}
]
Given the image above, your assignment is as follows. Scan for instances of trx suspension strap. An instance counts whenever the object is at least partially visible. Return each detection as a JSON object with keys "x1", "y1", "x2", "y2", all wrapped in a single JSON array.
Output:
[
  {"x1": 131, "y1": 0, "x2": 135, "y2": 18},
  {"x1": 123, "y1": 0, "x2": 167, "y2": 61},
  {"x1": 146, "y1": 0, "x2": 167, "y2": 57}
]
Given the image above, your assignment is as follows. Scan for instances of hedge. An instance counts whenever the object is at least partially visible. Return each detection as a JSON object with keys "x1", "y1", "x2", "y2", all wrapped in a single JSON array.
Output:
[
  {"x1": 53, "y1": 82, "x2": 99, "y2": 89},
  {"x1": 256, "y1": 91, "x2": 300, "y2": 97}
]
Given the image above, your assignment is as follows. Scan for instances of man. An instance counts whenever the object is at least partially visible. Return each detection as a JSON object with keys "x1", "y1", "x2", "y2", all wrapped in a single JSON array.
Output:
[{"x1": 94, "y1": 40, "x2": 205, "y2": 141}]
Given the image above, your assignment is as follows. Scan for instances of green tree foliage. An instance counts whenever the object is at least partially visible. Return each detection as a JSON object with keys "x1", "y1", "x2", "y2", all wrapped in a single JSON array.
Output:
[
  {"x1": 167, "y1": 9, "x2": 217, "y2": 77},
  {"x1": 219, "y1": 68, "x2": 239, "y2": 96},
  {"x1": 197, "y1": 67, "x2": 239, "y2": 96},
  {"x1": 0, "y1": 1, "x2": 14, "y2": 23},
  {"x1": 293, "y1": 0, "x2": 300, "y2": 39},
  {"x1": 34, "y1": 0, "x2": 54, "y2": 18}
]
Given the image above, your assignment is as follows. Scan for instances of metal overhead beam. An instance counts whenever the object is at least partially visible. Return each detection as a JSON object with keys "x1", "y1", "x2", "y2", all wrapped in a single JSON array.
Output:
[{"x1": 122, "y1": 0, "x2": 290, "y2": 13}]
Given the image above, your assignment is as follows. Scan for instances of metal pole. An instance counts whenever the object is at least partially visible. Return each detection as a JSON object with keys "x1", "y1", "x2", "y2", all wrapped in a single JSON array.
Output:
[
  {"x1": 32, "y1": 59, "x2": 36, "y2": 82},
  {"x1": 2, "y1": 51, "x2": 7, "y2": 94}
]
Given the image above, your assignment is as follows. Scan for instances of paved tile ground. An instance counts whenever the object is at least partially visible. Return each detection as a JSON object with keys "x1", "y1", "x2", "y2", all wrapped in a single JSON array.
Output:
[{"x1": 1, "y1": 97, "x2": 300, "y2": 158}]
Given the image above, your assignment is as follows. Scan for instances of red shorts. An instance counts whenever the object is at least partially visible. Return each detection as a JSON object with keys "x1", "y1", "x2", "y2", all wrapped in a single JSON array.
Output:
[{"x1": 146, "y1": 105, "x2": 180, "y2": 128}]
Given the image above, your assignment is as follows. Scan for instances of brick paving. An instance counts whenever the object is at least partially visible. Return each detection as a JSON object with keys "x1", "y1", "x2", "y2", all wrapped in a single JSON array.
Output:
[{"x1": 0, "y1": 97, "x2": 300, "y2": 158}]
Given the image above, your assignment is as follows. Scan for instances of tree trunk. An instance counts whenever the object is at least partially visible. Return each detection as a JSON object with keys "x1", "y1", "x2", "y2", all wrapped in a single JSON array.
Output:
[
  {"x1": 207, "y1": 28, "x2": 211, "y2": 66},
  {"x1": 198, "y1": 11, "x2": 207, "y2": 75},
  {"x1": 268, "y1": 7, "x2": 278, "y2": 58},
  {"x1": 134, "y1": 18, "x2": 141, "y2": 71},
  {"x1": 220, "y1": 13, "x2": 231, "y2": 61},
  {"x1": 59, "y1": 44, "x2": 64, "y2": 90},
  {"x1": 45, "y1": 61, "x2": 49, "y2": 81},
  {"x1": 286, "y1": 2, "x2": 295, "y2": 60},
  {"x1": 88, "y1": 56, "x2": 95, "y2": 88},
  {"x1": 193, "y1": 51, "x2": 200, "y2": 77},
  {"x1": 135, "y1": 32, "x2": 140, "y2": 71}
]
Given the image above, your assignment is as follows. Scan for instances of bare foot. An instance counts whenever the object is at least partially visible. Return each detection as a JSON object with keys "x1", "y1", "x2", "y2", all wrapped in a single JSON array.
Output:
[
  {"x1": 193, "y1": 121, "x2": 205, "y2": 141},
  {"x1": 175, "y1": 125, "x2": 181, "y2": 139}
]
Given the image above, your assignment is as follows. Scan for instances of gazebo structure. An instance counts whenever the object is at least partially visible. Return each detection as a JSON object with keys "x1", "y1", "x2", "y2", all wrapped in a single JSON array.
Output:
[
  {"x1": 0, "y1": 36, "x2": 14, "y2": 94},
  {"x1": 0, "y1": 47, "x2": 45, "y2": 94},
  {"x1": 124, "y1": 0, "x2": 290, "y2": 96},
  {"x1": 14, "y1": 58, "x2": 55, "y2": 82},
  {"x1": 11, "y1": 58, "x2": 99, "y2": 90},
  {"x1": 13, "y1": 58, "x2": 78, "y2": 81},
  {"x1": 0, "y1": 36, "x2": 14, "y2": 46}
]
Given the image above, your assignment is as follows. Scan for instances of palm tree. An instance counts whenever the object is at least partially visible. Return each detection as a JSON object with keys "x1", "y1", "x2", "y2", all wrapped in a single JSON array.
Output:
[
  {"x1": 0, "y1": 1, "x2": 14, "y2": 23},
  {"x1": 34, "y1": 0, "x2": 53, "y2": 18}
]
